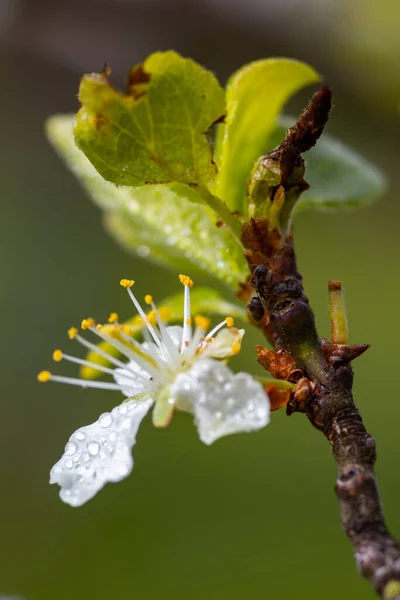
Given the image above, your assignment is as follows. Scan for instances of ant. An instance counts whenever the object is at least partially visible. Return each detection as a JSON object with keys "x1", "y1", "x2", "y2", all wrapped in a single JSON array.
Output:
[
  {"x1": 247, "y1": 264, "x2": 273, "y2": 323},
  {"x1": 247, "y1": 263, "x2": 304, "y2": 322}
]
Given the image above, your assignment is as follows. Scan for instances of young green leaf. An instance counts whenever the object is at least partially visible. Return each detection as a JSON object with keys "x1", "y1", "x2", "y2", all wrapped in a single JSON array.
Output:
[
  {"x1": 80, "y1": 287, "x2": 248, "y2": 379},
  {"x1": 213, "y1": 59, "x2": 320, "y2": 213},
  {"x1": 268, "y1": 117, "x2": 387, "y2": 211},
  {"x1": 74, "y1": 51, "x2": 225, "y2": 188},
  {"x1": 46, "y1": 115, "x2": 248, "y2": 288}
]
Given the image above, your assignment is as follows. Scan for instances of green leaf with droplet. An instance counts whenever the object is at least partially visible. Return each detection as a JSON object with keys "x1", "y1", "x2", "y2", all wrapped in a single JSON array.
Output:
[
  {"x1": 46, "y1": 115, "x2": 248, "y2": 288},
  {"x1": 74, "y1": 51, "x2": 225, "y2": 188},
  {"x1": 79, "y1": 287, "x2": 247, "y2": 380},
  {"x1": 267, "y1": 117, "x2": 387, "y2": 211},
  {"x1": 213, "y1": 59, "x2": 320, "y2": 213}
]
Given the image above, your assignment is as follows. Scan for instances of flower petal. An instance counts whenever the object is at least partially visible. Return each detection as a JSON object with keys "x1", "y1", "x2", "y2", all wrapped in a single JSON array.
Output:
[
  {"x1": 171, "y1": 359, "x2": 270, "y2": 445},
  {"x1": 50, "y1": 398, "x2": 153, "y2": 506},
  {"x1": 200, "y1": 327, "x2": 244, "y2": 359},
  {"x1": 114, "y1": 362, "x2": 150, "y2": 397}
]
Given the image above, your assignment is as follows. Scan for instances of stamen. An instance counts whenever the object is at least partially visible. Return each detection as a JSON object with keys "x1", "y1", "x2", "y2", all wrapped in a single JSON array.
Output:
[
  {"x1": 146, "y1": 299, "x2": 180, "y2": 364},
  {"x1": 88, "y1": 325, "x2": 158, "y2": 377},
  {"x1": 55, "y1": 352, "x2": 122, "y2": 377},
  {"x1": 205, "y1": 318, "x2": 231, "y2": 340},
  {"x1": 226, "y1": 317, "x2": 234, "y2": 327},
  {"x1": 180, "y1": 279, "x2": 192, "y2": 354},
  {"x1": 53, "y1": 349, "x2": 63, "y2": 362},
  {"x1": 144, "y1": 295, "x2": 153, "y2": 305},
  {"x1": 74, "y1": 333, "x2": 141, "y2": 373},
  {"x1": 179, "y1": 274, "x2": 193, "y2": 288},
  {"x1": 43, "y1": 374, "x2": 123, "y2": 390},
  {"x1": 123, "y1": 283, "x2": 165, "y2": 353},
  {"x1": 68, "y1": 327, "x2": 78, "y2": 340},
  {"x1": 37, "y1": 370, "x2": 51, "y2": 382},
  {"x1": 108, "y1": 312, "x2": 119, "y2": 323},
  {"x1": 120, "y1": 279, "x2": 134, "y2": 288},
  {"x1": 81, "y1": 318, "x2": 95, "y2": 330}
]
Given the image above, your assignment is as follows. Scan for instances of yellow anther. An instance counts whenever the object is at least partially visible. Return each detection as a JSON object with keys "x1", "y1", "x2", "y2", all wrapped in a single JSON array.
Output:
[
  {"x1": 120, "y1": 278, "x2": 134, "y2": 288},
  {"x1": 185, "y1": 317, "x2": 192, "y2": 326},
  {"x1": 81, "y1": 317, "x2": 95, "y2": 330},
  {"x1": 121, "y1": 324, "x2": 133, "y2": 335},
  {"x1": 108, "y1": 312, "x2": 119, "y2": 323},
  {"x1": 96, "y1": 324, "x2": 103, "y2": 330},
  {"x1": 144, "y1": 294, "x2": 153, "y2": 305},
  {"x1": 226, "y1": 317, "x2": 234, "y2": 327},
  {"x1": 68, "y1": 327, "x2": 78, "y2": 340},
  {"x1": 52, "y1": 349, "x2": 63, "y2": 362},
  {"x1": 194, "y1": 315, "x2": 211, "y2": 331},
  {"x1": 37, "y1": 370, "x2": 51, "y2": 382},
  {"x1": 231, "y1": 342, "x2": 241, "y2": 355},
  {"x1": 147, "y1": 310, "x2": 157, "y2": 326},
  {"x1": 179, "y1": 274, "x2": 193, "y2": 288}
]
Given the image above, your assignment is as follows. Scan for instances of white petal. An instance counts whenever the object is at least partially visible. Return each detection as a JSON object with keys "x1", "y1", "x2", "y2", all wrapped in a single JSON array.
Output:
[
  {"x1": 50, "y1": 398, "x2": 153, "y2": 506},
  {"x1": 114, "y1": 361, "x2": 150, "y2": 397},
  {"x1": 200, "y1": 327, "x2": 244, "y2": 359},
  {"x1": 171, "y1": 359, "x2": 270, "y2": 445}
]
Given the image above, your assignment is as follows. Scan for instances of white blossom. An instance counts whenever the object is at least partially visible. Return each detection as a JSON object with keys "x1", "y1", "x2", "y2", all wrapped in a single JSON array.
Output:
[{"x1": 39, "y1": 275, "x2": 270, "y2": 506}]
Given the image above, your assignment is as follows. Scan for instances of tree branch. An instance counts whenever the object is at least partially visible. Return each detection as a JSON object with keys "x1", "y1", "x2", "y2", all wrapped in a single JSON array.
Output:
[{"x1": 242, "y1": 87, "x2": 400, "y2": 599}]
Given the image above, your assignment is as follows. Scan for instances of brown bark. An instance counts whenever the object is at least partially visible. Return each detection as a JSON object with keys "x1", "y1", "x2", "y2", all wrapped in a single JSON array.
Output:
[{"x1": 242, "y1": 87, "x2": 400, "y2": 599}]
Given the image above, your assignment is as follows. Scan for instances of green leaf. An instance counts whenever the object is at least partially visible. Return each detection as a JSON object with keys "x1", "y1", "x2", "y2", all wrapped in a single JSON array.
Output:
[
  {"x1": 79, "y1": 287, "x2": 247, "y2": 380},
  {"x1": 74, "y1": 51, "x2": 225, "y2": 188},
  {"x1": 213, "y1": 59, "x2": 320, "y2": 213},
  {"x1": 268, "y1": 117, "x2": 387, "y2": 211},
  {"x1": 46, "y1": 115, "x2": 248, "y2": 288}
]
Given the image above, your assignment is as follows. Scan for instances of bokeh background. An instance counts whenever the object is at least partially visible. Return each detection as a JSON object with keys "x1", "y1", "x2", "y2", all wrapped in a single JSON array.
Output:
[{"x1": 1, "y1": 0, "x2": 399, "y2": 598}]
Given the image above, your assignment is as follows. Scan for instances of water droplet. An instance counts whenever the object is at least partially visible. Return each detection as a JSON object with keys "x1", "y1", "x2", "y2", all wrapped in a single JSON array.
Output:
[
  {"x1": 73, "y1": 455, "x2": 79, "y2": 463},
  {"x1": 75, "y1": 431, "x2": 86, "y2": 441},
  {"x1": 118, "y1": 404, "x2": 128, "y2": 415},
  {"x1": 82, "y1": 452, "x2": 90, "y2": 462},
  {"x1": 109, "y1": 432, "x2": 117, "y2": 442},
  {"x1": 215, "y1": 411, "x2": 222, "y2": 420},
  {"x1": 122, "y1": 417, "x2": 131, "y2": 430},
  {"x1": 65, "y1": 459, "x2": 73, "y2": 469},
  {"x1": 65, "y1": 442, "x2": 77, "y2": 456},
  {"x1": 88, "y1": 442, "x2": 99, "y2": 456},
  {"x1": 99, "y1": 413, "x2": 113, "y2": 428}
]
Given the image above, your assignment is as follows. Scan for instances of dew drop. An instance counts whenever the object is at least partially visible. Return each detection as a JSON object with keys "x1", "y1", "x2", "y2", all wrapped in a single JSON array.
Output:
[
  {"x1": 109, "y1": 432, "x2": 117, "y2": 442},
  {"x1": 88, "y1": 442, "x2": 100, "y2": 456},
  {"x1": 75, "y1": 431, "x2": 86, "y2": 441},
  {"x1": 65, "y1": 459, "x2": 73, "y2": 469},
  {"x1": 82, "y1": 452, "x2": 90, "y2": 462},
  {"x1": 99, "y1": 413, "x2": 113, "y2": 428},
  {"x1": 65, "y1": 442, "x2": 77, "y2": 456},
  {"x1": 118, "y1": 404, "x2": 128, "y2": 415},
  {"x1": 122, "y1": 417, "x2": 132, "y2": 430}
]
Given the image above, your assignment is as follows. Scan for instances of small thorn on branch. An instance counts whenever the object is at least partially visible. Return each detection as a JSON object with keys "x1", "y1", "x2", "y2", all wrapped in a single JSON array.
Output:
[{"x1": 328, "y1": 280, "x2": 349, "y2": 345}]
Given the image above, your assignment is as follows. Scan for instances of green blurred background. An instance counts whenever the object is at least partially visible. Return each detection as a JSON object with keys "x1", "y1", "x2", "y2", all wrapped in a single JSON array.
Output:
[{"x1": 1, "y1": 0, "x2": 399, "y2": 598}]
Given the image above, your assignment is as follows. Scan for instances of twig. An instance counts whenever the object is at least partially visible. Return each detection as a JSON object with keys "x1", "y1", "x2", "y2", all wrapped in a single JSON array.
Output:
[{"x1": 242, "y1": 87, "x2": 400, "y2": 598}]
